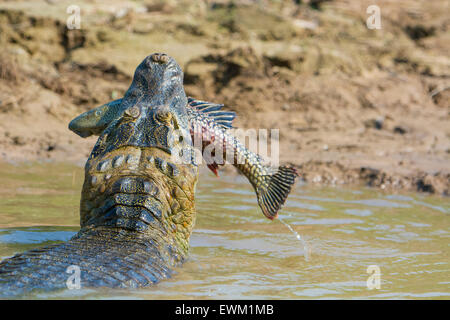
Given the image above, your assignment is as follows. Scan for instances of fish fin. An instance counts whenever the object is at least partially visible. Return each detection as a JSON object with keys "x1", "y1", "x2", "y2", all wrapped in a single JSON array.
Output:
[
  {"x1": 256, "y1": 166, "x2": 299, "y2": 220},
  {"x1": 188, "y1": 97, "x2": 236, "y2": 129},
  {"x1": 207, "y1": 163, "x2": 220, "y2": 177}
]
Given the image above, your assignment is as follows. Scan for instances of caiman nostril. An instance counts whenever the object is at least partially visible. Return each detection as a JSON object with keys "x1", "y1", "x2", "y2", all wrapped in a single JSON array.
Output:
[{"x1": 151, "y1": 53, "x2": 169, "y2": 64}]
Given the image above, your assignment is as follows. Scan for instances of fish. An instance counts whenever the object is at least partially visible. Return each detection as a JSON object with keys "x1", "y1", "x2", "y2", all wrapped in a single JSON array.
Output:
[
  {"x1": 187, "y1": 97, "x2": 298, "y2": 220},
  {"x1": 69, "y1": 97, "x2": 298, "y2": 219}
]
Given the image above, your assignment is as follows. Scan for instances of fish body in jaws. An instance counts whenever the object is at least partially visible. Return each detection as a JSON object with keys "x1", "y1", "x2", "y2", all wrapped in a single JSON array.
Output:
[{"x1": 187, "y1": 97, "x2": 299, "y2": 220}]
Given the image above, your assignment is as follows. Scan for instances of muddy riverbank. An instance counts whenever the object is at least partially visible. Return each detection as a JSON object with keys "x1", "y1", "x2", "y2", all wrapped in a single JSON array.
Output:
[{"x1": 0, "y1": 0, "x2": 448, "y2": 195}]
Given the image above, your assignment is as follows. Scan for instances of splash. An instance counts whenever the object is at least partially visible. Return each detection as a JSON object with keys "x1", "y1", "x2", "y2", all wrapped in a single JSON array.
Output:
[{"x1": 278, "y1": 217, "x2": 311, "y2": 261}]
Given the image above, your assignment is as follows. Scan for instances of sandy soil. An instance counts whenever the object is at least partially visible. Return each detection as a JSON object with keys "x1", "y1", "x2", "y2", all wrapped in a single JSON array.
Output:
[{"x1": 0, "y1": 0, "x2": 449, "y2": 195}]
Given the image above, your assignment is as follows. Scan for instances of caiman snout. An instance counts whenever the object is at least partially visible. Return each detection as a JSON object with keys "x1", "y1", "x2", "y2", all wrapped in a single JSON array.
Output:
[{"x1": 150, "y1": 53, "x2": 169, "y2": 64}]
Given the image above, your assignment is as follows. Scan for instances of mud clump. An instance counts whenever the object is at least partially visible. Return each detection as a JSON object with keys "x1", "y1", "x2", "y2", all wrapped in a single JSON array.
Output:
[
  {"x1": 185, "y1": 46, "x2": 269, "y2": 93},
  {"x1": 0, "y1": 50, "x2": 24, "y2": 84},
  {"x1": 405, "y1": 25, "x2": 436, "y2": 41}
]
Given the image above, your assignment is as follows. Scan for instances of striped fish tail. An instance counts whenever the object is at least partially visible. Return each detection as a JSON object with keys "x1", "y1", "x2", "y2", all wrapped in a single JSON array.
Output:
[{"x1": 256, "y1": 166, "x2": 298, "y2": 220}]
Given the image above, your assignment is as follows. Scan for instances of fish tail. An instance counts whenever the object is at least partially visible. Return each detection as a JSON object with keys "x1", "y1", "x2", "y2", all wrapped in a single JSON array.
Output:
[{"x1": 256, "y1": 166, "x2": 298, "y2": 220}]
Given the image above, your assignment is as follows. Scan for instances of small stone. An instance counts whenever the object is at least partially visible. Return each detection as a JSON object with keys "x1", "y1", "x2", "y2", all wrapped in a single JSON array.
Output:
[
  {"x1": 364, "y1": 118, "x2": 384, "y2": 130},
  {"x1": 281, "y1": 104, "x2": 290, "y2": 111},
  {"x1": 393, "y1": 126, "x2": 407, "y2": 135},
  {"x1": 12, "y1": 136, "x2": 26, "y2": 146}
]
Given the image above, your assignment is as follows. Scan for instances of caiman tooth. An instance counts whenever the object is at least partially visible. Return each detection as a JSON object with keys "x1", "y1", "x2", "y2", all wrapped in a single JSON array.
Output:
[
  {"x1": 97, "y1": 159, "x2": 110, "y2": 172},
  {"x1": 126, "y1": 154, "x2": 137, "y2": 165},
  {"x1": 145, "y1": 156, "x2": 155, "y2": 170},
  {"x1": 155, "y1": 158, "x2": 167, "y2": 172},
  {"x1": 91, "y1": 176, "x2": 99, "y2": 186},
  {"x1": 125, "y1": 152, "x2": 141, "y2": 170},
  {"x1": 112, "y1": 155, "x2": 124, "y2": 168}
]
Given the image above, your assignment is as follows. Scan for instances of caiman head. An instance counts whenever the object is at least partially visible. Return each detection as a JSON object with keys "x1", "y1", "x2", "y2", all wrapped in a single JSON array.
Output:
[{"x1": 72, "y1": 53, "x2": 198, "y2": 264}]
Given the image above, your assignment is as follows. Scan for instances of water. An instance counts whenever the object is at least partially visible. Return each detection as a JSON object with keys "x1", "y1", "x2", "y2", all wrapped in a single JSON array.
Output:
[
  {"x1": 0, "y1": 162, "x2": 449, "y2": 299},
  {"x1": 278, "y1": 218, "x2": 311, "y2": 261}
]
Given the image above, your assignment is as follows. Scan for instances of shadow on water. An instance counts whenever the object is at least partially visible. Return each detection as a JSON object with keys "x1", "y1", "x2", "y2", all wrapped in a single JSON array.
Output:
[{"x1": 0, "y1": 162, "x2": 449, "y2": 299}]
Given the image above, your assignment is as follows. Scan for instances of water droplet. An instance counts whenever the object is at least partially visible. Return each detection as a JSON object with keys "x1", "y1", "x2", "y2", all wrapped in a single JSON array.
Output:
[{"x1": 278, "y1": 217, "x2": 310, "y2": 261}]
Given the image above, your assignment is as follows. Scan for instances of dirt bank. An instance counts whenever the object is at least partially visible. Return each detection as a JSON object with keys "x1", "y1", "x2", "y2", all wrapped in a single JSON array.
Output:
[{"x1": 0, "y1": 0, "x2": 449, "y2": 195}]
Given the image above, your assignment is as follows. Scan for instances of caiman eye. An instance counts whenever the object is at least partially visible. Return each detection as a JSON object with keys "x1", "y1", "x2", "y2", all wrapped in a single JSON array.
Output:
[
  {"x1": 124, "y1": 106, "x2": 140, "y2": 119},
  {"x1": 155, "y1": 107, "x2": 172, "y2": 124}
]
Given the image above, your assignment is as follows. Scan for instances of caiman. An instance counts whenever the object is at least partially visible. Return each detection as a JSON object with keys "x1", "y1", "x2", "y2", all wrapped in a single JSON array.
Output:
[{"x1": 0, "y1": 53, "x2": 297, "y2": 297}]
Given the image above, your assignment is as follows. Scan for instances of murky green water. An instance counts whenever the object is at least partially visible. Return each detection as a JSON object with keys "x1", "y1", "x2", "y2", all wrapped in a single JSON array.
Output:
[{"x1": 0, "y1": 162, "x2": 449, "y2": 299}]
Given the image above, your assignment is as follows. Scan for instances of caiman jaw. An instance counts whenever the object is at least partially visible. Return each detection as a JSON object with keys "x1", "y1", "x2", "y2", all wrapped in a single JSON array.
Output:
[{"x1": 80, "y1": 146, "x2": 198, "y2": 258}]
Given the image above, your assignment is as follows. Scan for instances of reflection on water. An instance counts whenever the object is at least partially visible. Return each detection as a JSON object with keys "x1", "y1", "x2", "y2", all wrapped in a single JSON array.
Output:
[{"x1": 0, "y1": 162, "x2": 449, "y2": 299}]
